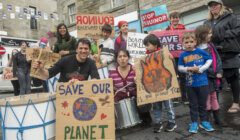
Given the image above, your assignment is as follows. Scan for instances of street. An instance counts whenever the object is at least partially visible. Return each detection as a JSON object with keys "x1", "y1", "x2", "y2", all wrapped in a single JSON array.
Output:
[{"x1": 0, "y1": 86, "x2": 240, "y2": 140}]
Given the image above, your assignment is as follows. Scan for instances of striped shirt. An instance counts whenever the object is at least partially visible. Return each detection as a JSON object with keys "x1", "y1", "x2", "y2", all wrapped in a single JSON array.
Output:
[{"x1": 109, "y1": 64, "x2": 136, "y2": 102}]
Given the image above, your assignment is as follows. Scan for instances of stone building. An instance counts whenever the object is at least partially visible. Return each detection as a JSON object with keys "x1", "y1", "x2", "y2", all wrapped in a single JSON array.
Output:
[
  {"x1": 58, "y1": 0, "x2": 240, "y2": 34},
  {"x1": 0, "y1": 0, "x2": 58, "y2": 40}
]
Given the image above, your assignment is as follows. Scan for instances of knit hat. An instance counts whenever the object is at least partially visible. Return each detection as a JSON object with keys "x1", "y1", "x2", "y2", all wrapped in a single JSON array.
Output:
[
  {"x1": 39, "y1": 37, "x2": 48, "y2": 48},
  {"x1": 207, "y1": 0, "x2": 223, "y2": 6},
  {"x1": 118, "y1": 21, "x2": 128, "y2": 28}
]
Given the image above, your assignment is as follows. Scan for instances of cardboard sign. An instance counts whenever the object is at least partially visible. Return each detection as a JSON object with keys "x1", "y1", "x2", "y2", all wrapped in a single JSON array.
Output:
[
  {"x1": 151, "y1": 30, "x2": 193, "y2": 58},
  {"x1": 2, "y1": 67, "x2": 17, "y2": 80},
  {"x1": 26, "y1": 48, "x2": 60, "y2": 79},
  {"x1": 76, "y1": 14, "x2": 114, "y2": 39},
  {"x1": 127, "y1": 32, "x2": 147, "y2": 59},
  {"x1": 140, "y1": 5, "x2": 170, "y2": 32},
  {"x1": 135, "y1": 47, "x2": 181, "y2": 106},
  {"x1": 55, "y1": 79, "x2": 115, "y2": 140}
]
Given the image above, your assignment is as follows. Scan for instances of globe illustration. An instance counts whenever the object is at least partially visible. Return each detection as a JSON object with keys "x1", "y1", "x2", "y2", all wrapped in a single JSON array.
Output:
[{"x1": 73, "y1": 97, "x2": 97, "y2": 121}]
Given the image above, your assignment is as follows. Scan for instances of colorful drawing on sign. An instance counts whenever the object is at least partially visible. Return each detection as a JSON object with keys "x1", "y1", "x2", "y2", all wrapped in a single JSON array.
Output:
[
  {"x1": 101, "y1": 113, "x2": 107, "y2": 120},
  {"x1": 62, "y1": 101, "x2": 69, "y2": 109},
  {"x1": 141, "y1": 51, "x2": 172, "y2": 93},
  {"x1": 99, "y1": 95, "x2": 110, "y2": 106},
  {"x1": 73, "y1": 97, "x2": 97, "y2": 121}
]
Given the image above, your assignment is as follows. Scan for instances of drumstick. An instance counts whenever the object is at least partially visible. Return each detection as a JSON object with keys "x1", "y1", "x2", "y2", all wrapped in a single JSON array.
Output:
[{"x1": 114, "y1": 82, "x2": 134, "y2": 97}]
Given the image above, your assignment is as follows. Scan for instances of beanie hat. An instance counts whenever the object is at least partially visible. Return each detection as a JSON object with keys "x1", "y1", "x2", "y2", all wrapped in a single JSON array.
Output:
[
  {"x1": 207, "y1": 0, "x2": 223, "y2": 6},
  {"x1": 40, "y1": 37, "x2": 48, "y2": 44},
  {"x1": 118, "y1": 21, "x2": 128, "y2": 28}
]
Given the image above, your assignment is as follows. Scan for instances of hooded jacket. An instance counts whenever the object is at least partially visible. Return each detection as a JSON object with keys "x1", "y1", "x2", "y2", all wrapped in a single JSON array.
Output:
[{"x1": 204, "y1": 11, "x2": 240, "y2": 68}]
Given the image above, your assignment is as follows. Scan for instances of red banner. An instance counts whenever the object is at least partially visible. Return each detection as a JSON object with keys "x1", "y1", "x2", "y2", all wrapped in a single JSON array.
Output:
[{"x1": 151, "y1": 30, "x2": 193, "y2": 58}]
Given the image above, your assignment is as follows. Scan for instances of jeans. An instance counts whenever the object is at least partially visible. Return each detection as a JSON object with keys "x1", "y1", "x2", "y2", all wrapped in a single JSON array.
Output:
[
  {"x1": 17, "y1": 68, "x2": 31, "y2": 95},
  {"x1": 187, "y1": 85, "x2": 209, "y2": 122},
  {"x1": 151, "y1": 100, "x2": 175, "y2": 123}
]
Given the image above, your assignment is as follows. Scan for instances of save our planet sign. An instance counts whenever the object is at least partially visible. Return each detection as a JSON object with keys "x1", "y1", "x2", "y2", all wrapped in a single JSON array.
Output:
[{"x1": 55, "y1": 79, "x2": 115, "y2": 140}]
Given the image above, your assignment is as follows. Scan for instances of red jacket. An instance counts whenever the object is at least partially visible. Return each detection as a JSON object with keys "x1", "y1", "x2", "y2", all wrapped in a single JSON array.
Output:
[{"x1": 166, "y1": 24, "x2": 185, "y2": 31}]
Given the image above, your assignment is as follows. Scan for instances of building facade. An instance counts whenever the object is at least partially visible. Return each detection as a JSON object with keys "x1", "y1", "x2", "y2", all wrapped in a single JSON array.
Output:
[
  {"x1": 58, "y1": 0, "x2": 240, "y2": 34},
  {"x1": 0, "y1": 0, "x2": 58, "y2": 39}
]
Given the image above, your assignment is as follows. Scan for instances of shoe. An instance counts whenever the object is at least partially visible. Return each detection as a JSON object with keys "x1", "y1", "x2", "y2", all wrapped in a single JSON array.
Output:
[
  {"x1": 189, "y1": 122, "x2": 198, "y2": 134},
  {"x1": 153, "y1": 122, "x2": 163, "y2": 133},
  {"x1": 165, "y1": 122, "x2": 177, "y2": 132},
  {"x1": 227, "y1": 103, "x2": 240, "y2": 113},
  {"x1": 212, "y1": 110, "x2": 228, "y2": 127},
  {"x1": 199, "y1": 121, "x2": 214, "y2": 132}
]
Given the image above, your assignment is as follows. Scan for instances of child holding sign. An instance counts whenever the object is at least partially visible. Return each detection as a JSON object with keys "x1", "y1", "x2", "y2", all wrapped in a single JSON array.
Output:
[
  {"x1": 178, "y1": 32, "x2": 214, "y2": 133},
  {"x1": 143, "y1": 34, "x2": 177, "y2": 133}
]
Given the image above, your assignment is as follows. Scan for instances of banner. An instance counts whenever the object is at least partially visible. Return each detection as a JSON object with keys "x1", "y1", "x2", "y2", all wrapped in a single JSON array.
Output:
[
  {"x1": 76, "y1": 14, "x2": 114, "y2": 39},
  {"x1": 135, "y1": 47, "x2": 181, "y2": 106},
  {"x1": 26, "y1": 48, "x2": 61, "y2": 79},
  {"x1": 127, "y1": 32, "x2": 147, "y2": 59},
  {"x1": 55, "y1": 79, "x2": 115, "y2": 140},
  {"x1": 151, "y1": 30, "x2": 193, "y2": 58},
  {"x1": 140, "y1": 5, "x2": 170, "y2": 32}
]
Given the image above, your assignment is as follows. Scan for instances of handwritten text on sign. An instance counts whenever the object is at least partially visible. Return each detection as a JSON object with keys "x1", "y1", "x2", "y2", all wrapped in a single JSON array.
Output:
[{"x1": 56, "y1": 79, "x2": 115, "y2": 140}]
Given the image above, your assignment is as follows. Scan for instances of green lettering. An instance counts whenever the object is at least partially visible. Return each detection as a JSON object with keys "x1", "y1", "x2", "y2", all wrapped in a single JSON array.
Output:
[
  {"x1": 64, "y1": 126, "x2": 71, "y2": 139},
  {"x1": 90, "y1": 125, "x2": 97, "y2": 140},
  {"x1": 70, "y1": 126, "x2": 75, "y2": 139},
  {"x1": 76, "y1": 126, "x2": 81, "y2": 139},
  {"x1": 99, "y1": 125, "x2": 108, "y2": 139},
  {"x1": 82, "y1": 126, "x2": 89, "y2": 139}
]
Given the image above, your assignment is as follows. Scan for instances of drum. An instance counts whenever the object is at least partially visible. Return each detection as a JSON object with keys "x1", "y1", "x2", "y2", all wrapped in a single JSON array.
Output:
[
  {"x1": 98, "y1": 66, "x2": 109, "y2": 79},
  {"x1": 115, "y1": 97, "x2": 141, "y2": 129},
  {"x1": 0, "y1": 93, "x2": 56, "y2": 140}
]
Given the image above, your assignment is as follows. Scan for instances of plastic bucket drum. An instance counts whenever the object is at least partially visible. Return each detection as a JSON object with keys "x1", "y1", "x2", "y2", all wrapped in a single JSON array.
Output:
[{"x1": 0, "y1": 93, "x2": 56, "y2": 140}]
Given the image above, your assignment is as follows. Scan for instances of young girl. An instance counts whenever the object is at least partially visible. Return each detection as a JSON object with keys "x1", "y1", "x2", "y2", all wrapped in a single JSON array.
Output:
[
  {"x1": 178, "y1": 32, "x2": 214, "y2": 133},
  {"x1": 195, "y1": 25, "x2": 226, "y2": 126}
]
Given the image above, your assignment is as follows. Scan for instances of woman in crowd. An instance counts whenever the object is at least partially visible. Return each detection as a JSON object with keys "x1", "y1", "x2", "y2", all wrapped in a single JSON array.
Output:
[
  {"x1": 13, "y1": 41, "x2": 31, "y2": 95},
  {"x1": 109, "y1": 49, "x2": 136, "y2": 102},
  {"x1": 53, "y1": 23, "x2": 77, "y2": 57},
  {"x1": 7, "y1": 49, "x2": 20, "y2": 96},
  {"x1": 204, "y1": 0, "x2": 240, "y2": 113},
  {"x1": 114, "y1": 21, "x2": 128, "y2": 54}
]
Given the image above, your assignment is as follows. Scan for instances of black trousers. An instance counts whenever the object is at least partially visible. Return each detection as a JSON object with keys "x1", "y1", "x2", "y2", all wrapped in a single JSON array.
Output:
[
  {"x1": 224, "y1": 68, "x2": 240, "y2": 103},
  {"x1": 11, "y1": 80, "x2": 20, "y2": 96},
  {"x1": 187, "y1": 85, "x2": 209, "y2": 122}
]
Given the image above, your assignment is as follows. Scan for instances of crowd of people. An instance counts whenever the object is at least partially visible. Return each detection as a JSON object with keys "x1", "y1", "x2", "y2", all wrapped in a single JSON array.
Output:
[{"x1": 8, "y1": 0, "x2": 240, "y2": 135}]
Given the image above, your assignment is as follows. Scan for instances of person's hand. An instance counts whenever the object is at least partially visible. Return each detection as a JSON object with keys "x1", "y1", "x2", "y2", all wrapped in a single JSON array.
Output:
[
  {"x1": 192, "y1": 65, "x2": 199, "y2": 73},
  {"x1": 59, "y1": 50, "x2": 69, "y2": 56},
  {"x1": 216, "y1": 73, "x2": 222, "y2": 78},
  {"x1": 32, "y1": 60, "x2": 44, "y2": 70}
]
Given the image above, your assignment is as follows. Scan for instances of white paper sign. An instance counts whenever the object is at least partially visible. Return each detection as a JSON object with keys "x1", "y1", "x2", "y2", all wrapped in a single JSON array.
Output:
[
  {"x1": 10, "y1": 13, "x2": 15, "y2": 19},
  {"x1": 26, "y1": 14, "x2": 31, "y2": 19},
  {"x1": 15, "y1": 6, "x2": 20, "y2": 13},
  {"x1": 0, "y1": 3, "x2": 3, "y2": 10},
  {"x1": 44, "y1": 13, "x2": 48, "y2": 20},
  {"x1": 127, "y1": 32, "x2": 148, "y2": 64}
]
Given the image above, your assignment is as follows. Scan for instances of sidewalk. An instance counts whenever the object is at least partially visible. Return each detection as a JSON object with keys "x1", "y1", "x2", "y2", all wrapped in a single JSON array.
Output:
[{"x1": 116, "y1": 90, "x2": 240, "y2": 140}]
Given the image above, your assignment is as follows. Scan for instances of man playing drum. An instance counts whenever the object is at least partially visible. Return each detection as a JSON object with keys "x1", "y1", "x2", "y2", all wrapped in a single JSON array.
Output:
[{"x1": 32, "y1": 38, "x2": 100, "y2": 82}]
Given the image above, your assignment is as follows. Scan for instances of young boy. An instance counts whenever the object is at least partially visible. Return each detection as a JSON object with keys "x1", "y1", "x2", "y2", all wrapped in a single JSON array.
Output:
[
  {"x1": 166, "y1": 11, "x2": 187, "y2": 104},
  {"x1": 143, "y1": 34, "x2": 177, "y2": 133},
  {"x1": 178, "y1": 32, "x2": 214, "y2": 133},
  {"x1": 94, "y1": 23, "x2": 115, "y2": 70}
]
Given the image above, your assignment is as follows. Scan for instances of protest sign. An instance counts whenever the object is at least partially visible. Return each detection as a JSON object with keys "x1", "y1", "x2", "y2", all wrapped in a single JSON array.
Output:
[
  {"x1": 127, "y1": 32, "x2": 147, "y2": 58},
  {"x1": 135, "y1": 47, "x2": 181, "y2": 106},
  {"x1": 2, "y1": 67, "x2": 17, "y2": 80},
  {"x1": 140, "y1": 5, "x2": 170, "y2": 32},
  {"x1": 55, "y1": 79, "x2": 115, "y2": 140},
  {"x1": 151, "y1": 30, "x2": 193, "y2": 58},
  {"x1": 76, "y1": 14, "x2": 114, "y2": 39},
  {"x1": 27, "y1": 48, "x2": 60, "y2": 79}
]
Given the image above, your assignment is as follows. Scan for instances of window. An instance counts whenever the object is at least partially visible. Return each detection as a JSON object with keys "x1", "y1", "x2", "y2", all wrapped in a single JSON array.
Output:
[
  {"x1": 29, "y1": 6, "x2": 37, "y2": 29},
  {"x1": 68, "y1": 3, "x2": 76, "y2": 24},
  {"x1": 111, "y1": 0, "x2": 125, "y2": 9}
]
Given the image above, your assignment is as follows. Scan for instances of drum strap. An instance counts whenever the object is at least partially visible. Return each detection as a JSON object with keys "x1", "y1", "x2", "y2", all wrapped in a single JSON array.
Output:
[{"x1": 1, "y1": 97, "x2": 56, "y2": 140}]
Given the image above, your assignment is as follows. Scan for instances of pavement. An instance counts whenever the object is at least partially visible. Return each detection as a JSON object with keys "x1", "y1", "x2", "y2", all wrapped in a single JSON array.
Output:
[{"x1": 0, "y1": 87, "x2": 240, "y2": 140}]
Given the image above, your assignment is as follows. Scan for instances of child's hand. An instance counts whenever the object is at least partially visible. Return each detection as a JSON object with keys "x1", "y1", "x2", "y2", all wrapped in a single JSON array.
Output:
[
  {"x1": 192, "y1": 65, "x2": 199, "y2": 73},
  {"x1": 168, "y1": 53, "x2": 174, "y2": 60},
  {"x1": 216, "y1": 73, "x2": 222, "y2": 78}
]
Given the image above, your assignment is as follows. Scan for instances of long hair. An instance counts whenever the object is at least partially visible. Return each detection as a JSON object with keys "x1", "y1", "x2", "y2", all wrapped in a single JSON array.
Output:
[
  {"x1": 56, "y1": 23, "x2": 71, "y2": 43},
  {"x1": 208, "y1": 5, "x2": 228, "y2": 20},
  {"x1": 195, "y1": 25, "x2": 211, "y2": 45}
]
